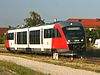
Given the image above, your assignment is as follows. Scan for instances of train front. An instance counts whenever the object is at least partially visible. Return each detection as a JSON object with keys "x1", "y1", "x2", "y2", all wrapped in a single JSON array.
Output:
[{"x1": 61, "y1": 21, "x2": 86, "y2": 53}]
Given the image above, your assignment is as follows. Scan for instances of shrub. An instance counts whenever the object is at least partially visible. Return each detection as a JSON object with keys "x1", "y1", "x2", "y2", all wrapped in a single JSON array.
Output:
[{"x1": 0, "y1": 35, "x2": 5, "y2": 44}]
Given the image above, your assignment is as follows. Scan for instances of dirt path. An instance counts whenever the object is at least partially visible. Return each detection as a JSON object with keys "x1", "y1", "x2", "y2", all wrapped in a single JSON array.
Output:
[{"x1": 0, "y1": 55, "x2": 99, "y2": 75}]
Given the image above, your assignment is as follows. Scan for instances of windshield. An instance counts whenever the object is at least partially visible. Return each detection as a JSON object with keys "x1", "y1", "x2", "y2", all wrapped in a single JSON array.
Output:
[
  {"x1": 63, "y1": 26, "x2": 84, "y2": 35},
  {"x1": 66, "y1": 28, "x2": 83, "y2": 36},
  {"x1": 62, "y1": 26, "x2": 84, "y2": 40}
]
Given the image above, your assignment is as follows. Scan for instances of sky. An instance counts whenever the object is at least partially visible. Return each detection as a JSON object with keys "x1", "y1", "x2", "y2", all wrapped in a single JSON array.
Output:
[{"x1": 0, "y1": 0, "x2": 100, "y2": 27}]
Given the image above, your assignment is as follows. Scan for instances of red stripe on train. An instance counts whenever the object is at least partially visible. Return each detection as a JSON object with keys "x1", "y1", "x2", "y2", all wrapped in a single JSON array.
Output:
[
  {"x1": 52, "y1": 24, "x2": 69, "y2": 49},
  {"x1": 5, "y1": 31, "x2": 9, "y2": 48}
]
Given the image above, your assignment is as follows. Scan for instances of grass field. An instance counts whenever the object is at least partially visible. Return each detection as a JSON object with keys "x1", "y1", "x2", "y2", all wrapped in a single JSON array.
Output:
[{"x1": 0, "y1": 60, "x2": 47, "y2": 75}]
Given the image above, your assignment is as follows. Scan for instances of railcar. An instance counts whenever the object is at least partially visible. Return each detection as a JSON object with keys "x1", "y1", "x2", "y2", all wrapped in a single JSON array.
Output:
[{"x1": 5, "y1": 21, "x2": 86, "y2": 54}]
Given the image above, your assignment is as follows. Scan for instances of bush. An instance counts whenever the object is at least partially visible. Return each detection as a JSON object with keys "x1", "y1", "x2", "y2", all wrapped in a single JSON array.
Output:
[
  {"x1": 0, "y1": 36, "x2": 5, "y2": 44},
  {"x1": 85, "y1": 28, "x2": 100, "y2": 46}
]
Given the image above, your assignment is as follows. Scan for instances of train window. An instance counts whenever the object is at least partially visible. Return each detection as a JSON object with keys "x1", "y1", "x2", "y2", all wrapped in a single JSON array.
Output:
[
  {"x1": 6, "y1": 33, "x2": 14, "y2": 40},
  {"x1": 17, "y1": 31, "x2": 27, "y2": 44},
  {"x1": 29, "y1": 30, "x2": 40, "y2": 44},
  {"x1": 44, "y1": 28, "x2": 61, "y2": 38}
]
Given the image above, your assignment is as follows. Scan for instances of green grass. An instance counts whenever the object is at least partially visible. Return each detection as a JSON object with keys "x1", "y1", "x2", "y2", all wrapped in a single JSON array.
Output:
[
  {"x1": 96, "y1": 70, "x2": 100, "y2": 73},
  {"x1": 0, "y1": 60, "x2": 47, "y2": 75}
]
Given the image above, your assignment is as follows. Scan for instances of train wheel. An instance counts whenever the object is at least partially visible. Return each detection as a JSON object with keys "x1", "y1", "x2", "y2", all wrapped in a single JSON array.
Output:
[
  {"x1": 7, "y1": 48, "x2": 11, "y2": 52},
  {"x1": 6, "y1": 48, "x2": 16, "y2": 53}
]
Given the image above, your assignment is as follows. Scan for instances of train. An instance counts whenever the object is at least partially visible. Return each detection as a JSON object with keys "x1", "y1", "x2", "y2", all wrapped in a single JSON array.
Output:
[{"x1": 5, "y1": 21, "x2": 86, "y2": 55}]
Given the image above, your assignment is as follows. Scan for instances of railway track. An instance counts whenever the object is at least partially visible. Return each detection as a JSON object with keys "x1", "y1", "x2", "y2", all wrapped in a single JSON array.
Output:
[
  {"x1": 0, "y1": 48, "x2": 100, "y2": 64},
  {"x1": 85, "y1": 57, "x2": 100, "y2": 63}
]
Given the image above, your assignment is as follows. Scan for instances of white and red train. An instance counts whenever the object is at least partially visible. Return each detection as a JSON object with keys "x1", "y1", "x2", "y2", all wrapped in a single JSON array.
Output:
[{"x1": 5, "y1": 21, "x2": 86, "y2": 54}]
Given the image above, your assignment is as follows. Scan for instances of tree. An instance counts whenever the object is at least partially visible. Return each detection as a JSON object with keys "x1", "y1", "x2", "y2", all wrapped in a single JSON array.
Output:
[
  {"x1": 0, "y1": 35, "x2": 5, "y2": 44},
  {"x1": 24, "y1": 11, "x2": 45, "y2": 26},
  {"x1": 96, "y1": 26, "x2": 100, "y2": 38},
  {"x1": 85, "y1": 27, "x2": 100, "y2": 44}
]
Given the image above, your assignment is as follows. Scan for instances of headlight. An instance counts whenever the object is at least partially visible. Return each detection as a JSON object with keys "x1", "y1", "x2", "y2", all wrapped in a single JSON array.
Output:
[
  {"x1": 68, "y1": 40, "x2": 70, "y2": 42},
  {"x1": 67, "y1": 40, "x2": 70, "y2": 44},
  {"x1": 81, "y1": 39, "x2": 84, "y2": 41}
]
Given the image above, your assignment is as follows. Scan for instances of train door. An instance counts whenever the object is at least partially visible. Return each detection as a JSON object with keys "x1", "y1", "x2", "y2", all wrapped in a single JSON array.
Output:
[
  {"x1": 6, "y1": 30, "x2": 16, "y2": 50},
  {"x1": 43, "y1": 28, "x2": 53, "y2": 49},
  {"x1": 16, "y1": 28, "x2": 29, "y2": 51}
]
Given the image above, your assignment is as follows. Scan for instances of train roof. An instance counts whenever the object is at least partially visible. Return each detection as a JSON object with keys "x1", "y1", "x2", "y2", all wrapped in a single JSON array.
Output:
[
  {"x1": 52, "y1": 21, "x2": 83, "y2": 27},
  {"x1": 8, "y1": 21, "x2": 82, "y2": 30}
]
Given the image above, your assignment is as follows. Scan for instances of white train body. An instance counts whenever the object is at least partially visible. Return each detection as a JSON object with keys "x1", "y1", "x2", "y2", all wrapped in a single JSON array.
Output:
[{"x1": 5, "y1": 21, "x2": 86, "y2": 54}]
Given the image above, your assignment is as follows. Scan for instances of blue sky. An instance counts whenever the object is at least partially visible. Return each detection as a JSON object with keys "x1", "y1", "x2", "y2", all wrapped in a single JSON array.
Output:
[{"x1": 0, "y1": 0, "x2": 100, "y2": 27}]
